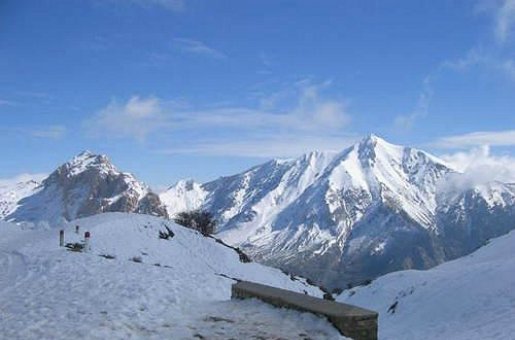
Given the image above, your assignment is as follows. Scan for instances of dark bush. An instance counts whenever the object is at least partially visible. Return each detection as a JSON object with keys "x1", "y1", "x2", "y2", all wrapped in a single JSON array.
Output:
[
  {"x1": 332, "y1": 287, "x2": 344, "y2": 295},
  {"x1": 323, "y1": 292, "x2": 335, "y2": 301},
  {"x1": 174, "y1": 210, "x2": 216, "y2": 235}
]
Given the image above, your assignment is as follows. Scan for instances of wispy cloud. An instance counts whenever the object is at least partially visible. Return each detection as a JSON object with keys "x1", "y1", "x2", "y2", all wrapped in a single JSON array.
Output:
[
  {"x1": 30, "y1": 125, "x2": 67, "y2": 139},
  {"x1": 0, "y1": 125, "x2": 67, "y2": 140},
  {"x1": 433, "y1": 130, "x2": 515, "y2": 148},
  {"x1": 0, "y1": 99, "x2": 16, "y2": 106},
  {"x1": 84, "y1": 96, "x2": 168, "y2": 141},
  {"x1": 494, "y1": 0, "x2": 515, "y2": 43},
  {"x1": 172, "y1": 38, "x2": 226, "y2": 59},
  {"x1": 394, "y1": 76, "x2": 433, "y2": 130},
  {"x1": 442, "y1": 47, "x2": 515, "y2": 80},
  {"x1": 400, "y1": 0, "x2": 515, "y2": 131},
  {"x1": 85, "y1": 80, "x2": 353, "y2": 157},
  {"x1": 160, "y1": 135, "x2": 357, "y2": 158}
]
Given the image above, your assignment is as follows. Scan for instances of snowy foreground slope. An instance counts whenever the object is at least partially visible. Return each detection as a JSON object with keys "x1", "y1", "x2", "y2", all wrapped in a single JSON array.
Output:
[
  {"x1": 338, "y1": 230, "x2": 515, "y2": 340},
  {"x1": 0, "y1": 213, "x2": 345, "y2": 339}
]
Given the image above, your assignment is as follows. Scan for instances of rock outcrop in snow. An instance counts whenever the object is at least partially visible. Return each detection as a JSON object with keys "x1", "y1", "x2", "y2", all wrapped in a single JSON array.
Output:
[
  {"x1": 162, "y1": 135, "x2": 515, "y2": 289},
  {"x1": 4, "y1": 151, "x2": 168, "y2": 223}
]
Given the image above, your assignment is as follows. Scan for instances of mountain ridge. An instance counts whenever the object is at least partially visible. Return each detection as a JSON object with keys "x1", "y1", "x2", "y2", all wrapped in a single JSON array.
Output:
[{"x1": 161, "y1": 135, "x2": 515, "y2": 288}]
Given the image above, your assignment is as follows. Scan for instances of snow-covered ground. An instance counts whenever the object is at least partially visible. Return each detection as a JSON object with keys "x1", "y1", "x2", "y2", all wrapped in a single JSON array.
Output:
[
  {"x1": 338, "y1": 230, "x2": 515, "y2": 340},
  {"x1": 0, "y1": 213, "x2": 344, "y2": 339}
]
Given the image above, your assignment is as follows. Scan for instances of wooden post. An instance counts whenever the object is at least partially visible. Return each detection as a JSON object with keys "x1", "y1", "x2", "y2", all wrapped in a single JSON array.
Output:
[
  {"x1": 84, "y1": 231, "x2": 91, "y2": 251},
  {"x1": 75, "y1": 225, "x2": 80, "y2": 234},
  {"x1": 59, "y1": 230, "x2": 64, "y2": 247}
]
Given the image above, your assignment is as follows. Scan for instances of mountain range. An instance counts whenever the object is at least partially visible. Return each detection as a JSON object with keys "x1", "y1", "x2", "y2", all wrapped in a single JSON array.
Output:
[
  {"x1": 161, "y1": 135, "x2": 515, "y2": 288},
  {"x1": 2, "y1": 136, "x2": 515, "y2": 289}
]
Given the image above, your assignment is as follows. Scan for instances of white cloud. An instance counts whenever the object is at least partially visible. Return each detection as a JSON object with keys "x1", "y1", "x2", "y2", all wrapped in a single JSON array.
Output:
[
  {"x1": 85, "y1": 96, "x2": 167, "y2": 141},
  {"x1": 172, "y1": 38, "x2": 226, "y2": 59},
  {"x1": 434, "y1": 130, "x2": 515, "y2": 148},
  {"x1": 85, "y1": 81, "x2": 353, "y2": 156},
  {"x1": 439, "y1": 146, "x2": 515, "y2": 192},
  {"x1": 171, "y1": 80, "x2": 351, "y2": 135}
]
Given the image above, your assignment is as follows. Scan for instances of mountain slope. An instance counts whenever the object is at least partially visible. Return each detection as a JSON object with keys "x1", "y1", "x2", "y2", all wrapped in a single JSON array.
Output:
[
  {"x1": 337, "y1": 229, "x2": 515, "y2": 340},
  {"x1": 0, "y1": 174, "x2": 44, "y2": 219},
  {"x1": 5, "y1": 151, "x2": 168, "y2": 223},
  {"x1": 0, "y1": 213, "x2": 343, "y2": 339},
  {"x1": 162, "y1": 135, "x2": 515, "y2": 288}
]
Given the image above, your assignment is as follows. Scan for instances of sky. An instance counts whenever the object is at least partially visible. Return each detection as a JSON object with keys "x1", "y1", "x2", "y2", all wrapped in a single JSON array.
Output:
[{"x1": 1, "y1": 0, "x2": 515, "y2": 189}]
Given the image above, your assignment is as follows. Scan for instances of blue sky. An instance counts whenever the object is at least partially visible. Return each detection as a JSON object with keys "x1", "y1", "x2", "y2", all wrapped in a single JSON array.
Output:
[{"x1": 1, "y1": 0, "x2": 515, "y2": 188}]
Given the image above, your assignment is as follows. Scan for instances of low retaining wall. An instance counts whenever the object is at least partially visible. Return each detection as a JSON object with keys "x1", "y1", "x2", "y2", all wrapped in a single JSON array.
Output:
[{"x1": 231, "y1": 281, "x2": 378, "y2": 340}]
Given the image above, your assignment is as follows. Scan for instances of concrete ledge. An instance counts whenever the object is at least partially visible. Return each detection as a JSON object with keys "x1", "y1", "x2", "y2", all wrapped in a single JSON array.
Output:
[{"x1": 231, "y1": 281, "x2": 378, "y2": 340}]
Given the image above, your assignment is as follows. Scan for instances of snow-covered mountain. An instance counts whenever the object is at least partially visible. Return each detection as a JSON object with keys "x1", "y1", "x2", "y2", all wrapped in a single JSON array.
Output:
[
  {"x1": 161, "y1": 135, "x2": 515, "y2": 289},
  {"x1": 160, "y1": 179, "x2": 207, "y2": 217},
  {"x1": 337, "y1": 229, "x2": 515, "y2": 340},
  {"x1": 3, "y1": 151, "x2": 168, "y2": 224},
  {"x1": 0, "y1": 174, "x2": 45, "y2": 219},
  {"x1": 0, "y1": 213, "x2": 343, "y2": 339}
]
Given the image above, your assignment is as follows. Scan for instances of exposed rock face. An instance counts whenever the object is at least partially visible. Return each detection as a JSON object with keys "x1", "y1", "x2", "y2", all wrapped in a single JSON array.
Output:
[
  {"x1": 162, "y1": 135, "x2": 515, "y2": 289},
  {"x1": 6, "y1": 151, "x2": 168, "y2": 223}
]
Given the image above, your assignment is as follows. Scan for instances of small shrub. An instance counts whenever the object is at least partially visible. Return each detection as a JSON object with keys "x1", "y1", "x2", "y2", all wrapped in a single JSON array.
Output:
[
  {"x1": 174, "y1": 210, "x2": 216, "y2": 235},
  {"x1": 99, "y1": 254, "x2": 116, "y2": 260},
  {"x1": 323, "y1": 292, "x2": 335, "y2": 301},
  {"x1": 130, "y1": 256, "x2": 143, "y2": 263}
]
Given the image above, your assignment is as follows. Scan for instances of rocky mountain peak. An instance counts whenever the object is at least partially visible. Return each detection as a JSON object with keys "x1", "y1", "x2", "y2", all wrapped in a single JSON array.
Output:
[
  {"x1": 5, "y1": 152, "x2": 168, "y2": 223},
  {"x1": 59, "y1": 151, "x2": 115, "y2": 178}
]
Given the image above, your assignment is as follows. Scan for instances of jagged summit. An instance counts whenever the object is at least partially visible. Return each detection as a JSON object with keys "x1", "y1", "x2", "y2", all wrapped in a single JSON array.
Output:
[{"x1": 58, "y1": 151, "x2": 116, "y2": 178}]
